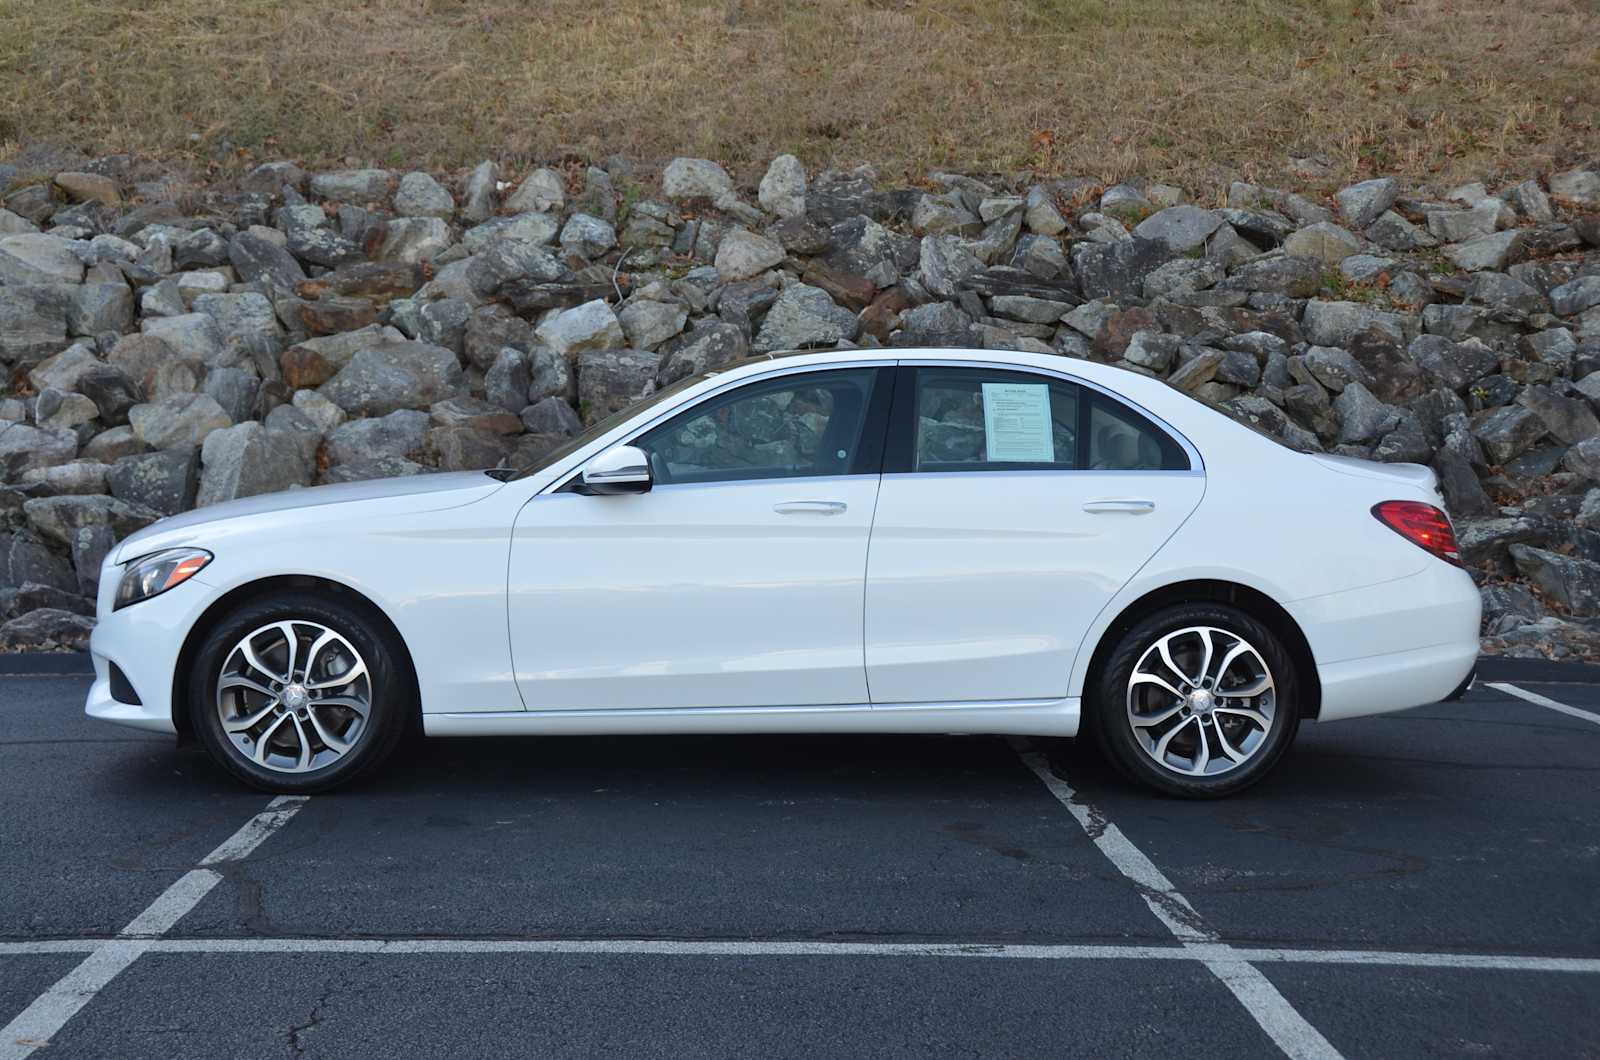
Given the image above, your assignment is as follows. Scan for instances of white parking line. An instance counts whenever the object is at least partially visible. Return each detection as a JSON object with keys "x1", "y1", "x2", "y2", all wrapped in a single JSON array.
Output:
[
  {"x1": 0, "y1": 795, "x2": 308, "y2": 1060},
  {"x1": 4, "y1": 936, "x2": 1598, "y2": 973},
  {"x1": 1487, "y1": 682, "x2": 1600, "y2": 727},
  {"x1": 1013, "y1": 742, "x2": 1343, "y2": 1060}
]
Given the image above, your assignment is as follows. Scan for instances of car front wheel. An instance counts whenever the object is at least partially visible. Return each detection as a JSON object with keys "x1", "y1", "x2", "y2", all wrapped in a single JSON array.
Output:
[
  {"x1": 190, "y1": 591, "x2": 411, "y2": 794},
  {"x1": 1092, "y1": 603, "x2": 1301, "y2": 798}
]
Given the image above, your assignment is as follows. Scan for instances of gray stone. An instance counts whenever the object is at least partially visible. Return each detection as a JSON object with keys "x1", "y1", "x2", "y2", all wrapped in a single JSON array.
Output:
[
  {"x1": 1507, "y1": 179, "x2": 1554, "y2": 223},
  {"x1": 291, "y1": 389, "x2": 346, "y2": 433},
  {"x1": 618, "y1": 299, "x2": 689, "y2": 350},
  {"x1": 22, "y1": 494, "x2": 160, "y2": 549},
  {"x1": 196, "y1": 421, "x2": 313, "y2": 505},
  {"x1": 0, "y1": 234, "x2": 83, "y2": 284},
  {"x1": 463, "y1": 213, "x2": 560, "y2": 253},
  {"x1": 1142, "y1": 258, "x2": 1223, "y2": 299},
  {"x1": 462, "y1": 305, "x2": 534, "y2": 371},
  {"x1": 430, "y1": 426, "x2": 512, "y2": 471},
  {"x1": 428, "y1": 397, "x2": 522, "y2": 435},
  {"x1": 1122, "y1": 332, "x2": 1179, "y2": 373},
  {"x1": 0, "y1": 285, "x2": 70, "y2": 362},
  {"x1": 318, "y1": 340, "x2": 467, "y2": 416},
  {"x1": 912, "y1": 192, "x2": 981, "y2": 236},
  {"x1": 28, "y1": 344, "x2": 105, "y2": 393},
  {"x1": 1565, "y1": 437, "x2": 1600, "y2": 481},
  {"x1": 1335, "y1": 178, "x2": 1399, "y2": 229},
  {"x1": 310, "y1": 169, "x2": 392, "y2": 202},
  {"x1": 754, "y1": 283, "x2": 859, "y2": 352},
  {"x1": 394, "y1": 172, "x2": 455, "y2": 219},
  {"x1": 535, "y1": 299, "x2": 625, "y2": 356},
  {"x1": 193, "y1": 291, "x2": 282, "y2": 361},
  {"x1": 521, "y1": 397, "x2": 582, "y2": 437},
  {"x1": 1445, "y1": 229, "x2": 1523, "y2": 272},
  {"x1": 576, "y1": 349, "x2": 660, "y2": 423},
  {"x1": 69, "y1": 282, "x2": 134, "y2": 335},
  {"x1": 560, "y1": 213, "x2": 617, "y2": 259},
  {"x1": 658, "y1": 322, "x2": 750, "y2": 385},
  {"x1": 140, "y1": 312, "x2": 229, "y2": 367},
  {"x1": 320, "y1": 457, "x2": 426, "y2": 484},
  {"x1": 227, "y1": 229, "x2": 307, "y2": 291},
  {"x1": 504, "y1": 168, "x2": 565, "y2": 214},
  {"x1": 485, "y1": 347, "x2": 530, "y2": 412},
  {"x1": 19, "y1": 461, "x2": 108, "y2": 496},
  {"x1": 1302, "y1": 301, "x2": 1415, "y2": 346},
  {"x1": 202, "y1": 366, "x2": 261, "y2": 424},
  {"x1": 0, "y1": 608, "x2": 94, "y2": 650},
  {"x1": 1333, "y1": 382, "x2": 1401, "y2": 443},
  {"x1": 1219, "y1": 255, "x2": 1322, "y2": 298},
  {"x1": 1426, "y1": 199, "x2": 1502, "y2": 243},
  {"x1": 0, "y1": 423, "x2": 77, "y2": 480},
  {"x1": 1131, "y1": 205, "x2": 1222, "y2": 251},
  {"x1": 35, "y1": 389, "x2": 98, "y2": 431},
  {"x1": 1023, "y1": 186, "x2": 1068, "y2": 236},
  {"x1": 461, "y1": 161, "x2": 499, "y2": 223},
  {"x1": 988, "y1": 295, "x2": 1072, "y2": 324},
  {"x1": 1282, "y1": 222, "x2": 1361, "y2": 264},
  {"x1": 714, "y1": 228, "x2": 785, "y2": 282},
  {"x1": 758, "y1": 155, "x2": 806, "y2": 219},
  {"x1": 1409, "y1": 335, "x2": 1497, "y2": 391},
  {"x1": 1472, "y1": 405, "x2": 1547, "y2": 464},
  {"x1": 663, "y1": 158, "x2": 734, "y2": 202},
  {"x1": 1551, "y1": 276, "x2": 1600, "y2": 318},
  {"x1": 1516, "y1": 385, "x2": 1600, "y2": 444},
  {"x1": 1469, "y1": 272, "x2": 1547, "y2": 315},
  {"x1": 378, "y1": 217, "x2": 452, "y2": 263},
  {"x1": 1510, "y1": 544, "x2": 1600, "y2": 614},
  {"x1": 325, "y1": 409, "x2": 430, "y2": 466},
  {"x1": 107, "y1": 449, "x2": 199, "y2": 515},
  {"x1": 128, "y1": 393, "x2": 232, "y2": 450},
  {"x1": 0, "y1": 531, "x2": 75, "y2": 593},
  {"x1": 1365, "y1": 211, "x2": 1435, "y2": 251},
  {"x1": 416, "y1": 297, "x2": 473, "y2": 354},
  {"x1": 916, "y1": 235, "x2": 983, "y2": 300},
  {"x1": 1549, "y1": 169, "x2": 1600, "y2": 207},
  {"x1": 527, "y1": 346, "x2": 574, "y2": 404}
]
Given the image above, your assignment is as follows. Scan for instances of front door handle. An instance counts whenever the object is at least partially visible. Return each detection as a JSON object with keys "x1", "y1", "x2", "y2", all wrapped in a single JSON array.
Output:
[
  {"x1": 774, "y1": 500, "x2": 848, "y2": 515},
  {"x1": 1082, "y1": 499, "x2": 1156, "y2": 514}
]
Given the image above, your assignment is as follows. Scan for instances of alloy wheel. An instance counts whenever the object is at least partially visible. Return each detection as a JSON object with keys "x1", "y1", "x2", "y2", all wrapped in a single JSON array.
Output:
[
  {"x1": 1125, "y1": 625, "x2": 1276, "y2": 778},
  {"x1": 215, "y1": 620, "x2": 372, "y2": 774}
]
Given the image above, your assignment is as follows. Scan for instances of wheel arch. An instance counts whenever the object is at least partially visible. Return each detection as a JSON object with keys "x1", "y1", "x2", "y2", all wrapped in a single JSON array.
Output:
[
  {"x1": 1081, "y1": 579, "x2": 1322, "y2": 721},
  {"x1": 170, "y1": 574, "x2": 422, "y2": 739}
]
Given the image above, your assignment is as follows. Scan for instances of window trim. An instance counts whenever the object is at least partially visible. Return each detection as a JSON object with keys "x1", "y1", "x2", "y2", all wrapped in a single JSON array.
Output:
[{"x1": 885, "y1": 361, "x2": 1201, "y2": 475}]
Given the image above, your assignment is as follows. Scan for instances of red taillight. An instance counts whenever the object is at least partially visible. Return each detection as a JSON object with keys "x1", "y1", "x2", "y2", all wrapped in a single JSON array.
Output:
[{"x1": 1372, "y1": 500, "x2": 1462, "y2": 567}]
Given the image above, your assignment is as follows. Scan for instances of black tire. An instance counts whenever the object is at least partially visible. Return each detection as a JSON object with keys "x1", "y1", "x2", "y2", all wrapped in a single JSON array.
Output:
[
  {"x1": 189, "y1": 590, "x2": 413, "y2": 794},
  {"x1": 1090, "y1": 602, "x2": 1301, "y2": 798}
]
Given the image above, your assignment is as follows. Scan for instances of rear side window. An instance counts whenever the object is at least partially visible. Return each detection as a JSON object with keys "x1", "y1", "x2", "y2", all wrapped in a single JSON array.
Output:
[
  {"x1": 913, "y1": 368, "x2": 1080, "y2": 471},
  {"x1": 900, "y1": 367, "x2": 1189, "y2": 472}
]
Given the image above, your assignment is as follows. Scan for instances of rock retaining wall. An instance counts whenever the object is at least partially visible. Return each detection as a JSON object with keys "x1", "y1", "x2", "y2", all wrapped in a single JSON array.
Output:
[{"x1": 1, "y1": 154, "x2": 1599, "y2": 656}]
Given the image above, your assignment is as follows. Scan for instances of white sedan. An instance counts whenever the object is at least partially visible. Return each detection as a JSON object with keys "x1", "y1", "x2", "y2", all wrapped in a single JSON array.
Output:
[{"x1": 86, "y1": 348, "x2": 1480, "y2": 797}]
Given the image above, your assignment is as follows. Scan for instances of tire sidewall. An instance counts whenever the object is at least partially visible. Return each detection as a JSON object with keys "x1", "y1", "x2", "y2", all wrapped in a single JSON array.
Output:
[
  {"x1": 1093, "y1": 603, "x2": 1300, "y2": 798},
  {"x1": 190, "y1": 591, "x2": 408, "y2": 794}
]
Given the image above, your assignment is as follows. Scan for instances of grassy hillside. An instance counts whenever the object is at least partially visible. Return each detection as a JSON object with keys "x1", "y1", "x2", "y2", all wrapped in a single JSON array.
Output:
[{"x1": 2, "y1": 0, "x2": 1595, "y2": 189}]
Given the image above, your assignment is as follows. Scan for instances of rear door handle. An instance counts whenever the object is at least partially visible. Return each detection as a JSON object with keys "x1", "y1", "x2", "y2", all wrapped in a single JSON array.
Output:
[
  {"x1": 1082, "y1": 499, "x2": 1156, "y2": 514},
  {"x1": 774, "y1": 500, "x2": 848, "y2": 515}
]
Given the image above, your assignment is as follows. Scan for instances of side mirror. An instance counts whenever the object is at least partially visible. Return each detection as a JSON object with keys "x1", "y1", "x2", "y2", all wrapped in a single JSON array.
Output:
[{"x1": 581, "y1": 445, "x2": 653, "y2": 495}]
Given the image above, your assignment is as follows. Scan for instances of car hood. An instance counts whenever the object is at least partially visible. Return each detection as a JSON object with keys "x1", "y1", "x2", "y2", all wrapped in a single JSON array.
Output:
[{"x1": 114, "y1": 471, "x2": 505, "y2": 562}]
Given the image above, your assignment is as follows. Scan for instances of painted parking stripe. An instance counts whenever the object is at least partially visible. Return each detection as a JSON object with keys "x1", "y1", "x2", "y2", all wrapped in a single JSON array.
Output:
[
  {"x1": 0, "y1": 796, "x2": 308, "y2": 1060},
  {"x1": 1487, "y1": 682, "x2": 1600, "y2": 727},
  {"x1": 1013, "y1": 742, "x2": 1343, "y2": 1060},
  {"x1": 3, "y1": 937, "x2": 1598, "y2": 974}
]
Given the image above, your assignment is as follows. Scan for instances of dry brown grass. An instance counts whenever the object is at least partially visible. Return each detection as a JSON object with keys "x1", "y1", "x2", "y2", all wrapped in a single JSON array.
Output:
[{"x1": 2, "y1": 0, "x2": 1595, "y2": 192}]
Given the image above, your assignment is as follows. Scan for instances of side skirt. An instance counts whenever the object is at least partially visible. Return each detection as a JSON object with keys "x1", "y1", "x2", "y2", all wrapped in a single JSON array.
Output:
[{"x1": 423, "y1": 697, "x2": 1081, "y2": 738}]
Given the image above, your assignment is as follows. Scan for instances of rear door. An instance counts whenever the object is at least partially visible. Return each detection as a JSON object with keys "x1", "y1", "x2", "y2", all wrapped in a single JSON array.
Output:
[{"x1": 863, "y1": 363, "x2": 1204, "y2": 704}]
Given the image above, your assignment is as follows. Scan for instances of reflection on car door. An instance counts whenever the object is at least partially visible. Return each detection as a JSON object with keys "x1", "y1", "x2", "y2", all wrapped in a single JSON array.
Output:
[
  {"x1": 864, "y1": 364, "x2": 1204, "y2": 704},
  {"x1": 507, "y1": 365, "x2": 893, "y2": 711}
]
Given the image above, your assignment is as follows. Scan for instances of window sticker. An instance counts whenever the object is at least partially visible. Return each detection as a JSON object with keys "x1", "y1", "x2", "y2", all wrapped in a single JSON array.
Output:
[{"x1": 981, "y1": 382, "x2": 1055, "y2": 463}]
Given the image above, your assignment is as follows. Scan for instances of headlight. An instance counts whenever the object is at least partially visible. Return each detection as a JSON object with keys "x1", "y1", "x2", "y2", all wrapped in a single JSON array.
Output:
[{"x1": 114, "y1": 548, "x2": 213, "y2": 610}]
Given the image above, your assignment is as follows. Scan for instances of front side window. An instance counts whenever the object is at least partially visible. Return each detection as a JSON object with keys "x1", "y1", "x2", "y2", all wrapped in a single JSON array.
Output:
[{"x1": 635, "y1": 368, "x2": 881, "y2": 485}]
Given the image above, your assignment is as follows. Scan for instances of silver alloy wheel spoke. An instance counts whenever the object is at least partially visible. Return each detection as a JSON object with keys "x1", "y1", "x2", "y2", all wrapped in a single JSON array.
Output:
[
  {"x1": 1126, "y1": 625, "x2": 1276, "y2": 779},
  {"x1": 217, "y1": 619, "x2": 373, "y2": 775}
]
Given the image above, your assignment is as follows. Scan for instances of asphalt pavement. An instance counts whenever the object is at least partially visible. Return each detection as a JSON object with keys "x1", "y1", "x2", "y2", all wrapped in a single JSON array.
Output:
[{"x1": 2, "y1": 658, "x2": 1597, "y2": 1058}]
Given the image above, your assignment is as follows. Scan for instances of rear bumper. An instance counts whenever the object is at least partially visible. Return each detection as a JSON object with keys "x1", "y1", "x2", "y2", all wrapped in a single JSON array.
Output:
[{"x1": 1287, "y1": 560, "x2": 1481, "y2": 722}]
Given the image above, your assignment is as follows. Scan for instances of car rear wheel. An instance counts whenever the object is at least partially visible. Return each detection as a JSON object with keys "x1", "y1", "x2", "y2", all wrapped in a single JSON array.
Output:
[
  {"x1": 190, "y1": 591, "x2": 412, "y2": 794},
  {"x1": 1091, "y1": 603, "x2": 1300, "y2": 798}
]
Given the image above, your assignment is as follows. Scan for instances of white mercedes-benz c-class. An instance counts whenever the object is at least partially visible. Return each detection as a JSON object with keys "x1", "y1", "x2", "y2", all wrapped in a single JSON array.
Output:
[{"x1": 85, "y1": 348, "x2": 1480, "y2": 797}]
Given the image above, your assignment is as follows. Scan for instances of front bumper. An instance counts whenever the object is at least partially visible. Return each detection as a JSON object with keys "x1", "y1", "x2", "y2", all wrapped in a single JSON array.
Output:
[{"x1": 85, "y1": 574, "x2": 217, "y2": 736}]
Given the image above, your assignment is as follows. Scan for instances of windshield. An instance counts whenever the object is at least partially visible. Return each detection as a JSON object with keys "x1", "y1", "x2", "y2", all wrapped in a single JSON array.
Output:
[{"x1": 505, "y1": 370, "x2": 717, "y2": 482}]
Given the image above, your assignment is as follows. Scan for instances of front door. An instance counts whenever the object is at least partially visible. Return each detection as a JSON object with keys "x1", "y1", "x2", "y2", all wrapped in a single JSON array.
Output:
[
  {"x1": 508, "y1": 365, "x2": 891, "y2": 711},
  {"x1": 864, "y1": 365, "x2": 1205, "y2": 704}
]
